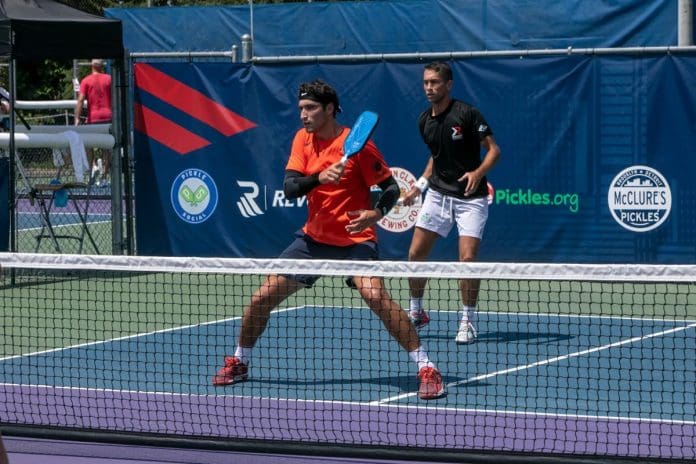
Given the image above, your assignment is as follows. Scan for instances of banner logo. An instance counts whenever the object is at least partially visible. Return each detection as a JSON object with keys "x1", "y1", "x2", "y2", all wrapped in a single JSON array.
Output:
[
  {"x1": 133, "y1": 63, "x2": 257, "y2": 155},
  {"x1": 608, "y1": 165, "x2": 671, "y2": 232},
  {"x1": 494, "y1": 188, "x2": 579, "y2": 213},
  {"x1": 378, "y1": 167, "x2": 420, "y2": 233},
  {"x1": 237, "y1": 181, "x2": 265, "y2": 218},
  {"x1": 171, "y1": 169, "x2": 218, "y2": 224}
]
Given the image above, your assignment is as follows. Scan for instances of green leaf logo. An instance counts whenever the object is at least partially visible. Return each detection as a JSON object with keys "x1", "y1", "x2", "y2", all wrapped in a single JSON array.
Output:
[
  {"x1": 180, "y1": 185, "x2": 194, "y2": 203},
  {"x1": 193, "y1": 186, "x2": 208, "y2": 204},
  {"x1": 180, "y1": 185, "x2": 208, "y2": 206}
]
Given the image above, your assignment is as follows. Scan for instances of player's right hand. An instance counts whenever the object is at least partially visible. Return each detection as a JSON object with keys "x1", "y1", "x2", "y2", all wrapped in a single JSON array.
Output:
[
  {"x1": 400, "y1": 187, "x2": 420, "y2": 206},
  {"x1": 319, "y1": 162, "x2": 344, "y2": 185}
]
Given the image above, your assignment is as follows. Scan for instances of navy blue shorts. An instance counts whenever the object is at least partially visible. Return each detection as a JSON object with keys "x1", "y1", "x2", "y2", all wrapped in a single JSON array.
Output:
[{"x1": 278, "y1": 231, "x2": 378, "y2": 287}]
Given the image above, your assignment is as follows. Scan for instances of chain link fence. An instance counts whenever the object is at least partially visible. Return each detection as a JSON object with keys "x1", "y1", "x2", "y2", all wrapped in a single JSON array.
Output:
[{"x1": 9, "y1": 106, "x2": 120, "y2": 255}]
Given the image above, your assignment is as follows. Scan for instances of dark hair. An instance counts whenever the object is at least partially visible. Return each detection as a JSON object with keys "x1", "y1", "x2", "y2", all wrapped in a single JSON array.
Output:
[
  {"x1": 424, "y1": 61, "x2": 453, "y2": 82},
  {"x1": 298, "y1": 79, "x2": 341, "y2": 115}
]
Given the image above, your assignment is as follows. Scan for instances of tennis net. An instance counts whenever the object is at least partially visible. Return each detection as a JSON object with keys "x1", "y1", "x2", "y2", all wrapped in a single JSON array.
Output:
[{"x1": 0, "y1": 252, "x2": 694, "y2": 462}]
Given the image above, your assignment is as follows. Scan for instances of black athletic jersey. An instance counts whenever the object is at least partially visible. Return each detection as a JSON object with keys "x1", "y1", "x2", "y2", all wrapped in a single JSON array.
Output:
[{"x1": 418, "y1": 99, "x2": 493, "y2": 199}]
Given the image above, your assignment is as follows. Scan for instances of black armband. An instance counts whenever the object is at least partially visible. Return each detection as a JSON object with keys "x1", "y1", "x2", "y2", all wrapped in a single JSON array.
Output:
[
  {"x1": 374, "y1": 176, "x2": 400, "y2": 218},
  {"x1": 284, "y1": 170, "x2": 320, "y2": 200}
]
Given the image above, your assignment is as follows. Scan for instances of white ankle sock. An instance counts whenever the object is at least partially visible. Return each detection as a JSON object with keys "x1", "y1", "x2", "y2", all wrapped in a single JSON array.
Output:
[
  {"x1": 461, "y1": 305, "x2": 476, "y2": 324},
  {"x1": 408, "y1": 346, "x2": 434, "y2": 370},
  {"x1": 234, "y1": 346, "x2": 252, "y2": 364},
  {"x1": 410, "y1": 298, "x2": 423, "y2": 313}
]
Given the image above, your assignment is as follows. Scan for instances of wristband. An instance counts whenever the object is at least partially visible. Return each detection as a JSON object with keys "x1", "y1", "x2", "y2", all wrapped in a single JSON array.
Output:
[{"x1": 415, "y1": 176, "x2": 429, "y2": 192}]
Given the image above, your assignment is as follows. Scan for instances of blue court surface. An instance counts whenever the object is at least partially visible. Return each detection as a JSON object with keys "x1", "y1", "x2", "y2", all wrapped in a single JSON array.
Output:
[
  {"x1": 2, "y1": 306, "x2": 695, "y2": 460},
  {"x1": 14, "y1": 202, "x2": 112, "y2": 252}
]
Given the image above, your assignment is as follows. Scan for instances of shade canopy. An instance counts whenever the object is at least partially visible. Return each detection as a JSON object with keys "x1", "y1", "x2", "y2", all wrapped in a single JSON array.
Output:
[{"x1": 0, "y1": 0, "x2": 123, "y2": 60}]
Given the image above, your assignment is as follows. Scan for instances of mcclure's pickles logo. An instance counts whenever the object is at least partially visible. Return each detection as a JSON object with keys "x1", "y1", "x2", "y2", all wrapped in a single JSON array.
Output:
[
  {"x1": 608, "y1": 165, "x2": 671, "y2": 232},
  {"x1": 171, "y1": 168, "x2": 219, "y2": 224}
]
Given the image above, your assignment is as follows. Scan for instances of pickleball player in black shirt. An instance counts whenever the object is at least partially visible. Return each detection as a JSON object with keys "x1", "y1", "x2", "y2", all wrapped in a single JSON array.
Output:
[{"x1": 401, "y1": 61, "x2": 501, "y2": 344}]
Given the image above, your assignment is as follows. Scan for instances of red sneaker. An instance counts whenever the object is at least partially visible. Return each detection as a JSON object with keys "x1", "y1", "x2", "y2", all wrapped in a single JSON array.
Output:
[
  {"x1": 212, "y1": 356, "x2": 248, "y2": 386},
  {"x1": 417, "y1": 366, "x2": 445, "y2": 399}
]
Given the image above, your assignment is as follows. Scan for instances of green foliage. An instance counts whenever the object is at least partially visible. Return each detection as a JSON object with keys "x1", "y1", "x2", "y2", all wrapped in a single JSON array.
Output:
[{"x1": 16, "y1": 59, "x2": 75, "y2": 101}]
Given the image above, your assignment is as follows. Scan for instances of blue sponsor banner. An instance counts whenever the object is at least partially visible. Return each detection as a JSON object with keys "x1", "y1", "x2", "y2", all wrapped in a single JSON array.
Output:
[
  {"x1": 107, "y1": 0, "x2": 679, "y2": 55},
  {"x1": 134, "y1": 56, "x2": 696, "y2": 263}
]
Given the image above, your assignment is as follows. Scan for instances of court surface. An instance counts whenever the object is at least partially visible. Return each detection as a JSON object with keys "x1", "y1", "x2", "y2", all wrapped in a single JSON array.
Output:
[
  {"x1": 15, "y1": 198, "x2": 113, "y2": 253},
  {"x1": 1, "y1": 306, "x2": 695, "y2": 460}
]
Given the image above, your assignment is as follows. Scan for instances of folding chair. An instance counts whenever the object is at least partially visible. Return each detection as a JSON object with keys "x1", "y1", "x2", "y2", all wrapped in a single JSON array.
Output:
[{"x1": 15, "y1": 139, "x2": 100, "y2": 254}]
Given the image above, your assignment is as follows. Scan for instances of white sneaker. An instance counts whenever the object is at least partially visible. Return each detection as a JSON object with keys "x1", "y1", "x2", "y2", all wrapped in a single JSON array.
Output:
[{"x1": 455, "y1": 321, "x2": 477, "y2": 345}]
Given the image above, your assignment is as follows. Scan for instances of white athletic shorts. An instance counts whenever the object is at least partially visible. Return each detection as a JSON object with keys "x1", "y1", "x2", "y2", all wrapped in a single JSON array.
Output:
[{"x1": 416, "y1": 189, "x2": 489, "y2": 239}]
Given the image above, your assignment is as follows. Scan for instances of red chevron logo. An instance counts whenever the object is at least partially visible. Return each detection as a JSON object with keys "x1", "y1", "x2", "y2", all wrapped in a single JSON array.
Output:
[
  {"x1": 133, "y1": 63, "x2": 257, "y2": 155},
  {"x1": 133, "y1": 103, "x2": 211, "y2": 155}
]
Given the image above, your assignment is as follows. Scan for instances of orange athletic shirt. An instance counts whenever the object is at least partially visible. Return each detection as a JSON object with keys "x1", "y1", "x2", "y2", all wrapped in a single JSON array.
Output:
[{"x1": 286, "y1": 127, "x2": 392, "y2": 246}]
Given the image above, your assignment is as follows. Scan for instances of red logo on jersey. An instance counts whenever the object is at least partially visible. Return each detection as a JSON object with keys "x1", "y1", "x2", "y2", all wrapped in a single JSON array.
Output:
[{"x1": 451, "y1": 126, "x2": 463, "y2": 140}]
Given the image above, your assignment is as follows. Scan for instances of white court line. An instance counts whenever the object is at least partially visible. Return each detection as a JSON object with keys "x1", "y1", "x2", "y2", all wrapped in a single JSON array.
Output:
[
  {"x1": 4, "y1": 306, "x2": 695, "y2": 409},
  {"x1": 18, "y1": 217, "x2": 112, "y2": 233},
  {"x1": 0, "y1": 381, "x2": 694, "y2": 427},
  {"x1": 18, "y1": 213, "x2": 110, "y2": 217},
  {"x1": 4, "y1": 305, "x2": 692, "y2": 369},
  {"x1": 2, "y1": 306, "x2": 695, "y2": 425},
  {"x1": 373, "y1": 322, "x2": 696, "y2": 404},
  {"x1": 0, "y1": 305, "x2": 306, "y2": 362},
  {"x1": 443, "y1": 308, "x2": 696, "y2": 324}
]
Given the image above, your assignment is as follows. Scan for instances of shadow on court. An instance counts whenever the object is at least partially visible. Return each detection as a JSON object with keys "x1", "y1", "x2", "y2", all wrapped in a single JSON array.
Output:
[
  {"x1": 420, "y1": 330, "x2": 573, "y2": 344},
  {"x1": 250, "y1": 373, "x2": 463, "y2": 392}
]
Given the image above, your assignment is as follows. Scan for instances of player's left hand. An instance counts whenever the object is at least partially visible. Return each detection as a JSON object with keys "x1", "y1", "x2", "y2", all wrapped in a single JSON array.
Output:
[
  {"x1": 345, "y1": 209, "x2": 379, "y2": 234},
  {"x1": 459, "y1": 171, "x2": 482, "y2": 197}
]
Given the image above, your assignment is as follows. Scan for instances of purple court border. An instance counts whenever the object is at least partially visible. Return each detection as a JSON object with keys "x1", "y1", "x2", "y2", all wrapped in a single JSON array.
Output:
[
  {"x1": 1, "y1": 384, "x2": 693, "y2": 460},
  {"x1": 5, "y1": 436, "x2": 438, "y2": 464},
  {"x1": 16, "y1": 198, "x2": 113, "y2": 216}
]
